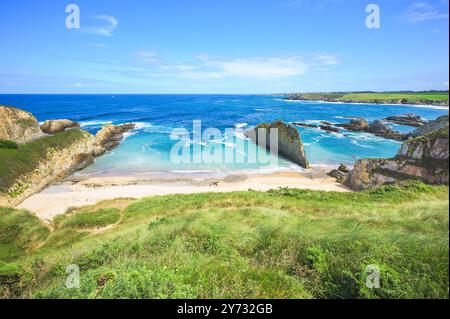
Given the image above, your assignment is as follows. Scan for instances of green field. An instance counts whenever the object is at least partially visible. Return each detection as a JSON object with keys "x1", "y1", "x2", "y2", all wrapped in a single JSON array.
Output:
[
  {"x1": 286, "y1": 92, "x2": 449, "y2": 105},
  {"x1": 340, "y1": 93, "x2": 449, "y2": 103},
  {"x1": 1, "y1": 182, "x2": 448, "y2": 299}
]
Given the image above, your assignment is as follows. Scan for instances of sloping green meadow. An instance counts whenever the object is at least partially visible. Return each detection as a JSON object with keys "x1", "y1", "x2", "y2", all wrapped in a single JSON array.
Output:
[{"x1": 0, "y1": 182, "x2": 448, "y2": 299}]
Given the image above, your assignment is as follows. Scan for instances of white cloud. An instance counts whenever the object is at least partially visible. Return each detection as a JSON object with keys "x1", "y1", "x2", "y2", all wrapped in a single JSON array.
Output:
[
  {"x1": 127, "y1": 53, "x2": 339, "y2": 81},
  {"x1": 82, "y1": 15, "x2": 118, "y2": 36},
  {"x1": 196, "y1": 56, "x2": 310, "y2": 79},
  {"x1": 74, "y1": 82, "x2": 83, "y2": 88},
  {"x1": 404, "y1": 2, "x2": 449, "y2": 23}
]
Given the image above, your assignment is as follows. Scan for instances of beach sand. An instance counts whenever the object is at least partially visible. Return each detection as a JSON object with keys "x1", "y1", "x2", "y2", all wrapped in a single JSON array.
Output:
[{"x1": 17, "y1": 165, "x2": 350, "y2": 222}]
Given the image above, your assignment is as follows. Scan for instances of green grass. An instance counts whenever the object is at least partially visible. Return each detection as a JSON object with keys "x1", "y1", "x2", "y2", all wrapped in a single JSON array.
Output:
[
  {"x1": 0, "y1": 207, "x2": 50, "y2": 263},
  {"x1": 55, "y1": 208, "x2": 121, "y2": 229},
  {"x1": 339, "y1": 93, "x2": 449, "y2": 103},
  {"x1": 286, "y1": 92, "x2": 449, "y2": 105},
  {"x1": 0, "y1": 129, "x2": 89, "y2": 193},
  {"x1": 0, "y1": 182, "x2": 448, "y2": 299}
]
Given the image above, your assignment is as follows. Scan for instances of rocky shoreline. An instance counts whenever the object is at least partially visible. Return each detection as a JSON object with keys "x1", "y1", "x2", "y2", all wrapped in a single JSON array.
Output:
[
  {"x1": 0, "y1": 105, "x2": 136, "y2": 206},
  {"x1": 327, "y1": 116, "x2": 449, "y2": 190}
]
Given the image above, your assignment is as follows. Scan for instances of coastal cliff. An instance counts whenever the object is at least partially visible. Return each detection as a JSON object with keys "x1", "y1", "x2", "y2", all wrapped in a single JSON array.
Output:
[
  {"x1": 0, "y1": 106, "x2": 135, "y2": 206},
  {"x1": 344, "y1": 126, "x2": 449, "y2": 190},
  {"x1": 246, "y1": 120, "x2": 309, "y2": 168}
]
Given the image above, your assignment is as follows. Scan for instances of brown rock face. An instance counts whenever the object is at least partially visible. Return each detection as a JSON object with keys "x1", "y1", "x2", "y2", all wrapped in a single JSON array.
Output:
[
  {"x1": 95, "y1": 123, "x2": 136, "y2": 151},
  {"x1": 246, "y1": 120, "x2": 309, "y2": 168},
  {"x1": 40, "y1": 120, "x2": 80, "y2": 134},
  {"x1": 0, "y1": 105, "x2": 44, "y2": 143},
  {"x1": 345, "y1": 126, "x2": 449, "y2": 190}
]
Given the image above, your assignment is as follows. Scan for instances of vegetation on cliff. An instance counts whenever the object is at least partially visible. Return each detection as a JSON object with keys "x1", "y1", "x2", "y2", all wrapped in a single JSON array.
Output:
[
  {"x1": 0, "y1": 182, "x2": 448, "y2": 299},
  {"x1": 0, "y1": 129, "x2": 88, "y2": 194}
]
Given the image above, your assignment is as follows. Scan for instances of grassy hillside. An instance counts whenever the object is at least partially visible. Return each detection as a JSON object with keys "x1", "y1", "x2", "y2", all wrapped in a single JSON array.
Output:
[
  {"x1": 0, "y1": 182, "x2": 448, "y2": 299},
  {"x1": 286, "y1": 92, "x2": 449, "y2": 105},
  {"x1": 0, "y1": 129, "x2": 88, "y2": 194},
  {"x1": 340, "y1": 92, "x2": 449, "y2": 103}
]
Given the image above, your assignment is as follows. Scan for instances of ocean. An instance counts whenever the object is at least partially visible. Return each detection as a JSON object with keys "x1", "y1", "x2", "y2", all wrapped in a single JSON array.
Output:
[{"x1": 1, "y1": 94, "x2": 447, "y2": 176}]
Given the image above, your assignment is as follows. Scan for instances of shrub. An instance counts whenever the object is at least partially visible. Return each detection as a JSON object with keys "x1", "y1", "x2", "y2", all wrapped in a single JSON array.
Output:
[{"x1": 0, "y1": 140, "x2": 18, "y2": 149}]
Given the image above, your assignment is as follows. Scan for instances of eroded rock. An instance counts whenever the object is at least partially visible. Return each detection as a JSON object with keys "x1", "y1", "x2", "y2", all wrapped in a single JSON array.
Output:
[
  {"x1": 40, "y1": 120, "x2": 80, "y2": 134},
  {"x1": 345, "y1": 126, "x2": 449, "y2": 190},
  {"x1": 0, "y1": 105, "x2": 44, "y2": 143},
  {"x1": 246, "y1": 120, "x2": 309, "y2": 168}
]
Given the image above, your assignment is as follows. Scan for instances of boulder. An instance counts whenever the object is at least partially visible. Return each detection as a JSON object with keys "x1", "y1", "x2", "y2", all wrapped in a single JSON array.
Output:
[
  {"x1": 408, "y1": 115, "x2": 449, "y2": 137},
  {"x1": 369, "y1": 119, "x2": 392, "y2": 134},
  {"x1": 40, "y1": 120, "x2": 80, "y2": 134},
  {"x1": 327, "y1": 164, "x2": 351, "y2": 183},
  {"x1": 345, "y1": 126, "x2": 449, "y2": 190},
  {"x1": 338, "y1": 164, "x2": 350, "y2": 173},
  {"x1": 367, "y1": 119, "x2": 406, "y2": 141},
  {"x1": 246, "y1": 120, "x2": 309, "y2": 168},
  {"x1": 0, "y1": 105, "x2": 44, "y2": 143}
]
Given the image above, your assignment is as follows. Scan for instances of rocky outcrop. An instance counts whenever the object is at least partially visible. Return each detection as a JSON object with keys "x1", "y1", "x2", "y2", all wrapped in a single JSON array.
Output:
[
  {"x1": 292, "y1": 122, "x2": 341, "y2": 133},
  {"x1": 385, "y1": 114, "x2": 428, "y2": 127},
  {"x1": 246, "y1": 120, "x2": 309, "y2": 168},
  {"x1": 95, "y1": 123, "x2": 136, "y2": 151},
  {"x1": 0, "y1": 108, "x2": 136, "y2": 206},
  {"x1": 335, "y1": 118, "x2": 406, "y2": 141},
  {"x1": 0, "y1": 106, "x2": 44, "y2": 143},
  {"x1": 408, "y1": 115, "x2": 449, "y2": 137},
  {"x1": 40, "y1": 120, "x2": 80, "y2": 134},
  {"x1": 336, "y1": 118, "x2": 369, "y2": 132},
  {"x1": 344, "y1": 126, "x2": 449, "y2": 190}
]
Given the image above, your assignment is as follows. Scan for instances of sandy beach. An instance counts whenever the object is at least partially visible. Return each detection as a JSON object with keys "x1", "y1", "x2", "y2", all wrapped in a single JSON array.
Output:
[{"x1": 17, "y1": 165, "x2": 350, "y2": 222}]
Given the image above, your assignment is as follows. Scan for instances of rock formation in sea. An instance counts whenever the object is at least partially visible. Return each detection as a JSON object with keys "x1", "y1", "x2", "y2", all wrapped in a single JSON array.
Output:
[
  {"x1": 246, "y1": 120, "x2": 309, "y2": 169},
  {"x1": 40, "y1": 119, "x2": 80, "y2": 134},
  {"x1": 96, "y1": 123, "x2": 137, "y2": 151},
  {"x1": 291, "y1": 122, "x2": 341, "y2": 133},
  {"x1": 385, "y1": 114, "x2": 428, "y2": 127},
  {"x1": 0, "y1": 106, "x2": 44, "y2": 143},
  {"x1": 335, "y1": 118, "x2": 406, "y2": 141},
  {"x1": 338, "y1": 126, "x2": 449, "y2": 191},
  {"x1": 0, "y1": 106, "x2": 136, "y2": 206}
]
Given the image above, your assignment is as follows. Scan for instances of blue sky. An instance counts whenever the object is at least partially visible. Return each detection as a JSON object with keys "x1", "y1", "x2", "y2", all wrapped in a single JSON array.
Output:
[{"x1": 0, "y1": 0, "x2": 448, "y2": 93}]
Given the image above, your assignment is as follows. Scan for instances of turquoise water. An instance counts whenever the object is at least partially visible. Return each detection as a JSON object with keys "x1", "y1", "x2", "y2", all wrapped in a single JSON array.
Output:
[{"x1": 1, "y1": 94, "x2": 447, "y2": 175}]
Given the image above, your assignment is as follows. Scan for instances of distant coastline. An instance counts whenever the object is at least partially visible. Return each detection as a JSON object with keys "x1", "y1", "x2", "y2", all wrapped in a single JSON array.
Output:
[{"x1": 281, "y1": 91, "x2": 449, "y2": 108}]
